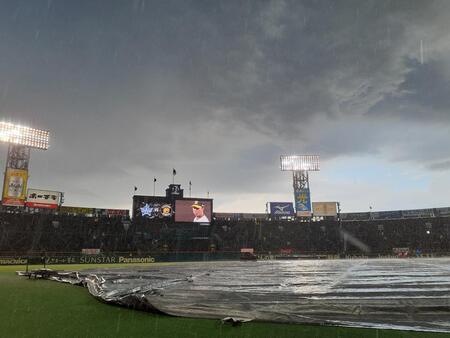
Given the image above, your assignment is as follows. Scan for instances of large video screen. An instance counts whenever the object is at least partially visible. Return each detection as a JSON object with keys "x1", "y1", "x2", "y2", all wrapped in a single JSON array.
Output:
[
  {"x1": 175, "y1": 199, "x2": 212, "y2": 224},
  {"x1": 133, "y1": 195, "x2": 172, "y2": 219}
]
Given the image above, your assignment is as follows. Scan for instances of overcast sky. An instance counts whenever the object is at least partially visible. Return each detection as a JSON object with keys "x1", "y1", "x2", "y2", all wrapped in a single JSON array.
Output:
[{"x1": 1, "y1": 0, "x2": 449, "y2": 213}]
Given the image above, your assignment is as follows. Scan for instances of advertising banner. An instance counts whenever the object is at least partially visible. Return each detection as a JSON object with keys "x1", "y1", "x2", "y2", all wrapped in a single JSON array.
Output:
[
  {"x1": 91, "y1": 209, "x2": 129, "y2": 217},
  {"x1": 214, "y1": 213, "x2": 266, "y2": 220},
  {"x1": 25, "y1": 189, "x2": 62, "y2": 209},
  {"x1": 214, "y1": 212, "x2": 235, "y2": 220},
  {"x1": 175, "y1": 199, "x2": 212, "y2": 224},
  {"x1": 59, "y1": 206, "x2": 95, "y2": 216},
  {"x1": 0, "y1": 257, "x2": 28, "y2": 265},
  {"x1": 2, "y1": 168, "x2": 28, "y2": 206},
  {"x1": 0, "y1": 253, "x2": 245, "y2": 265},
  {"x1": 45, "y1": 255, "x2": 156, "y2": 265},
  {"x1": 401, "y1": 209, "x2": 435, "y2": 218},
  {"x1": 280, "y1": 248, "x2": 294, "y2": 255},
  {"x1": 312, "y1": 202, "x2": 337, "y2": 217},
  {"x1": 340, "y1": 212, "x2": 370, "y2": 221},
  {"x1": 269, "y1": 202, "x2": 295, "y2": 218},
  {"x1": 436, "y1": 207, "x2": 450, "y2": 217},
  {"x1": 242, "y1": 213, "x2": 267, "y2": 220},
  {"x1": 393, "y1": 247, "x2": 410, "y2": 257},
  {"x1": 372, "y1": 210, "x2": 403, "y2": 220},
  {"x1": 81, "y1": 248, "x2": 101, "y2": 255},
  {"x1": 294, "y1": 188, "x2": 311, "y2": 217},
  {"x1": 106, "y1": 209, "x2": 129, "y2": 217}
]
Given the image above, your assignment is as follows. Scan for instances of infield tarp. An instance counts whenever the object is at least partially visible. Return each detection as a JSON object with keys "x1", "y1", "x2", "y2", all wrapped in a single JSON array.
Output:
[{"x1": 25, "y1": 258, "x2": 450, "y2": 332}]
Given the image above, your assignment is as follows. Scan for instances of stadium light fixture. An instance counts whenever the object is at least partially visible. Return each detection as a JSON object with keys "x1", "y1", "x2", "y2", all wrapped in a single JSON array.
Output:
[
  {"x1": 280, "y1": 155, "x2": 320, "y2": 172},
  {"x1": 0, "y1": 121, "x2": 49, "y2": 150}
]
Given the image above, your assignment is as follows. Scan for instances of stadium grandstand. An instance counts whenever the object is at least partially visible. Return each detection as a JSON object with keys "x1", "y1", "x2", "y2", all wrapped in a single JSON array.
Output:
[
  {"x1": 1, "y1": 204, "x2": 449, "y2": 259},
  {"x1": 1, "y1": 123, "x2": 450, "y2": 335}
]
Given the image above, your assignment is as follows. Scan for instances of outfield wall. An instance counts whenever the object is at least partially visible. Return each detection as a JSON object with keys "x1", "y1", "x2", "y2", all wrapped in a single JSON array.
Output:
[
  {"x1": 0, "y1": 252, "x2": 241, "y2": 265},
  {"x1": 2, "y1": 251, "x2": 449, "y2": 265}
]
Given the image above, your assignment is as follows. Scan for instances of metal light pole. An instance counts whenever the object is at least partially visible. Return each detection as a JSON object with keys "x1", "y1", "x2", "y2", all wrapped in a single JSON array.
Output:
[
  {"x1": 0, "y1": 121, "x2": 49, "y2": 207},
  {"x1": 280, "y1": 155, "x2": 320, "y2": 219}
]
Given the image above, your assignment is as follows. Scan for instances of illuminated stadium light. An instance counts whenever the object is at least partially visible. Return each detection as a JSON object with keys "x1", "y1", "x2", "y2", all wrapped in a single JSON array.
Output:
[
  {"x1": 280, "y1": 155, "x2": 320, "y2": 171},
  {"x1": 0, "y1": 121, "x2": 49, "y2": 150}
]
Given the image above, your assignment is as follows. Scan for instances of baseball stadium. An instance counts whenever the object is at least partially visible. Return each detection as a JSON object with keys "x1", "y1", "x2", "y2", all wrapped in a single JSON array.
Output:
[
  {"x1": 1, "y1": 121, "x2": 450, "y2": 338},
  {"x1": 2, "y1": 1, "x2": 450, "y2": 337}
]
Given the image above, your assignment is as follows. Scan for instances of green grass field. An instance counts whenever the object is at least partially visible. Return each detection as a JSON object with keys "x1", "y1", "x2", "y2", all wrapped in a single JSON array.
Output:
[{"x1": 0, "y1": 263, "x2": 448, "y2": 338}]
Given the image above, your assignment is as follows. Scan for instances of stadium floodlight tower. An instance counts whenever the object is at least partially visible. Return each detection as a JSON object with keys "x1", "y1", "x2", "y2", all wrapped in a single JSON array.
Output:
[
  {"x1": 0, "y1": 121, "x2": 49, "y2": 207},
  {"x1": 280, "y1": 155, "x2": 320, "y2": 218}
]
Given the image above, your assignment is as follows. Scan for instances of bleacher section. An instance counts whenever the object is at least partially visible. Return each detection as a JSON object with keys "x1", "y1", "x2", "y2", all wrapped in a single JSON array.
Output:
[{"x1": 1, "y1": 210, "x2": 449, "y2": 257}]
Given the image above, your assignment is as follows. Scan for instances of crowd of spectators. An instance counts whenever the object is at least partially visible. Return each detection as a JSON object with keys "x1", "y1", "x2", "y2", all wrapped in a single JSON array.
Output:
[{"x1": 1, "y1": 211, "x2": 449, "y2": 256}]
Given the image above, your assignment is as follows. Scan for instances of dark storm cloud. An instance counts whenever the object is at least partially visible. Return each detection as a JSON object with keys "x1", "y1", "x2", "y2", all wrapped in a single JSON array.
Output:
[
  {"x1": 1, "y1": 1, "x2": 448, "y2": 123},
  {"x1": 0, "y1": 0, "x2": 449, "y2": 207},
  {"x1": 427, "y1": 160, "x2": 450, "y2": 171},
  {"x1": 369, "y1": 58, "x2": 450, "y2": 121},
  {"x1": 183, "y1": 0, "x2": 450, "y2": 132}
]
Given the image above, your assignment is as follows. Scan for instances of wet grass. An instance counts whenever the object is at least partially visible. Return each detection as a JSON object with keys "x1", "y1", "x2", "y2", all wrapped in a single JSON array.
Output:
[{"x1": 0, "y1": 264, "x2": 448, "y2": 338}]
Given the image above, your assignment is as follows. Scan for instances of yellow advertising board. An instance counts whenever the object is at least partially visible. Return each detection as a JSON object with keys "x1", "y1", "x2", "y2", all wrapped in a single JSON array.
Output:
[
  {"x1": 312, "y1": 202, "x2": 338, "y2": 217},
  {"x1": 59, "y1": 206, "x2": 95, "y2": 216},
  {"x1": 2, "y1": 168, "x2": 28, "y2": 206},
  {"x1": 296, "y1": 211, "x2": 312, "y2": 217}
]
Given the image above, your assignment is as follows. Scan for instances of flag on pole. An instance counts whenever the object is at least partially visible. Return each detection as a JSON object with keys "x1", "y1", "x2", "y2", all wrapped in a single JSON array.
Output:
[
  {"x1": 134, "y1": 186, "x2": 137, "y2": 191},
  {"x1": 172, "y1": 168, "x2": 177, "y2": 184},
  {"x1": 154, "y1": 177, "x2": 157, "y2": 183}
]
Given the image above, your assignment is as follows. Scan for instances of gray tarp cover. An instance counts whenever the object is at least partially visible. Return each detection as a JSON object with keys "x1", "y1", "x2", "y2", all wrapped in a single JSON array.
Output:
[{"x1": 27, "y1": 258, "x2": 450, "y2": 332}]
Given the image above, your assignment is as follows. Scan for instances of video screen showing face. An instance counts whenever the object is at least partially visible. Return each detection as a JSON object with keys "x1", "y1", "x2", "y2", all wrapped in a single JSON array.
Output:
[{"x1": 175, "y1": 199, "x2": 212, "y2": 224}]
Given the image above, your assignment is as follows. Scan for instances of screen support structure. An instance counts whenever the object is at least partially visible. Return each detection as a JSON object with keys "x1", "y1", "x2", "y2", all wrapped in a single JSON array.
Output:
[
  {"x1": 293, "y1": 170, "x2": 310, "y2": 218},
  {"x1": 293, "y1": 170, "x2": 309, "y2": 193},
  {"x1": 6, "y1": 144, "x2": 31, "y2": 170}
]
